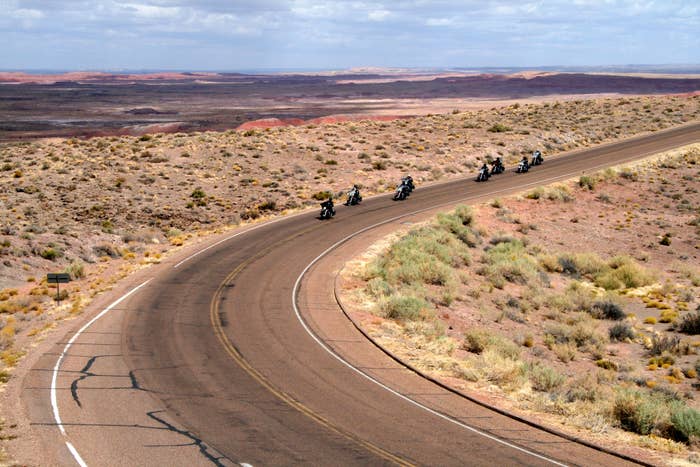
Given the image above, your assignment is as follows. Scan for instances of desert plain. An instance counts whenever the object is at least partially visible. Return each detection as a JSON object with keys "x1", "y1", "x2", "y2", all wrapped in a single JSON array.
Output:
[{"x1": 0, "y1": 70, "x2": 699, "y2": 465}]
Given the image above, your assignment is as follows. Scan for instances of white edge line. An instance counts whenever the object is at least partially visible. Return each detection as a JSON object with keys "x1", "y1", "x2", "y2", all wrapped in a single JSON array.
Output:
[
  {"x1": 50, "y1": 279, "x2": 152, "y2": 466},
  {"x1": 287, "y1": 156, "x2": 666, "y2": 466},
  {"x1": 65, "y1": 441, "x2": 88, "y2": 467},
  {"x1": 291, "y1": 216, "x2": 569, "y2": 467}
]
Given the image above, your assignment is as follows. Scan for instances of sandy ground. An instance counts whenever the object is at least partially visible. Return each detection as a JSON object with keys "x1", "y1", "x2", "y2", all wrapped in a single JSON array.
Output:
[
  {"x1": 338, "y1": 144, "x2": 700, "y2": 465},
  {"x1": 0, "y1": 93, "x2": 698, "y2": 463}
]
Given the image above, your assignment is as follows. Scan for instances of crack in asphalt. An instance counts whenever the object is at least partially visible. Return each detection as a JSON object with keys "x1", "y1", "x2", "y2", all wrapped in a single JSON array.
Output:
[
  {"x1": 68, "y1": 365, "x2": 231, "y2": 465},
  {"x1": 146, "y1": 410, "x2": 232, "y2": 466},
  {"x1": 70, "y1": 356, "x2": 151, "y2": 408}
]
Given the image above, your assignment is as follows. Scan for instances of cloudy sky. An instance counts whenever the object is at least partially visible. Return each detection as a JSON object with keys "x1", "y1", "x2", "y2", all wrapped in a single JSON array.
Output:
[{"x1": 1, "y1": 0, "x2": 698, "y2": 71}]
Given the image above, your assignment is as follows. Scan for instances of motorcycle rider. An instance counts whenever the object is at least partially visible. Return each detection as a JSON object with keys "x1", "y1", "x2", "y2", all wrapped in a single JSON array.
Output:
[
  {"x1": 479, "y1": 163, "x2": 489, "y2": 179},
  {"x1": 320, "y1": 198, "x2": 335, "y2": 217},
  {"x1": 345, "y1": 184, "x2": 361, "y2": 205},
  {"x1": 519, "y1": 155, "x2": 529, "y2": 171},
  {"x1": 491, "y1": 157, "x2": 504, "y2": 174},
  {"x1": 401, "y1": 175, "x2": 415, "y2": 192},
  {"x1": 532, "y1": 150, "x2": 543, "y2": 165}
]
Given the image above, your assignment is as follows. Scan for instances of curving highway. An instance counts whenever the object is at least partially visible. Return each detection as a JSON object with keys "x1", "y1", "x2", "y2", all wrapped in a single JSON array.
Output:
[{"x1": 23, "y1": 122, "x2": 700, "y2": 466}]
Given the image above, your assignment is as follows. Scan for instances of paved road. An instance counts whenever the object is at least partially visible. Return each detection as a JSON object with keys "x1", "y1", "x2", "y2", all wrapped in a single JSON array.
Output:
[{"x1": 22, "y1": 122, "x2": 700, "y2": 466}]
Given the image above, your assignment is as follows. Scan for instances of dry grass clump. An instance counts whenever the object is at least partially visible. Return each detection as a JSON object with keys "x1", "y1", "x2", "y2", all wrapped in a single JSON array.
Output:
[
  {"x1": 478, "y1": 239, "x2": 542, "y2": 289},
  {"x1": 554, "y1": 252, "x2": 655, "y2": 291},
  {"x1": 613, "y1": 388, "x2": 700, "y2": 443},
  {"x1": 364, "y1": 205, "x2": 478, "y2": 321},
  {"x1": 525, "y1": 184, "x2": 574, "y2": 202}
]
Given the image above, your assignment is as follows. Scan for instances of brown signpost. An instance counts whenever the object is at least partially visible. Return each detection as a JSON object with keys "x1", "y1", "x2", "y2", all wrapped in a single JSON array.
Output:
[{"x1": 47, "y1": 273, "x2": 70, "y2": 302}]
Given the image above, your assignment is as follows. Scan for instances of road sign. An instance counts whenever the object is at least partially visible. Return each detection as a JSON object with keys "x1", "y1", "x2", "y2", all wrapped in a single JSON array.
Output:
[
  {"x1": 47, "y1": 273, "x2": 70, "y2": 302},
  {"x1": 47, "y1": 273, "x2": 70, "y2": 284}
]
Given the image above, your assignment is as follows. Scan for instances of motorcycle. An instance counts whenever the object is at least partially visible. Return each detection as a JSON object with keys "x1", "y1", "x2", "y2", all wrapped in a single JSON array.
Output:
[
  {"x1": 319, "y1": 199, "x2": 335, "y2": 219},
  {"x1": 531, "y1": 150, "x2": 543, "y2": 166},
  {"x1": 516, "y1": 159, "x2": 529, "y2": 173},
  {"x1": 401, "y1": 176, "x2": 415, "y2": 193},
  {"x1": 490, "y1": 160, "x2": 505, "y2": 175},
  {"x1": 344, "y1": 187, "x2": 362, "y2": 206},
  {"x1": 393, "y1": 182, "x2": 410, "y2": 201},
  {"x1": 476, "y1": 167, "x2": 490, "y2": 182}
]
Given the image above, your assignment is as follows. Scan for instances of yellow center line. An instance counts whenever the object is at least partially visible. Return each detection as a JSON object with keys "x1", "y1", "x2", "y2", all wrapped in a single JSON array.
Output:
[{"x1": 208, "y1": 225, "x2": 414, "y2": 467}]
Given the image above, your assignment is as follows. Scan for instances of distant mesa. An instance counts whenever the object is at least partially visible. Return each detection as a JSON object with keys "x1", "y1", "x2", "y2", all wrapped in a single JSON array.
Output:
[
  {"x1": 236, "y1": 118, "x2": 305, "y2": 130},
  {"x1": 124, "y1": 107, "x2": 178, "y2": 115}
]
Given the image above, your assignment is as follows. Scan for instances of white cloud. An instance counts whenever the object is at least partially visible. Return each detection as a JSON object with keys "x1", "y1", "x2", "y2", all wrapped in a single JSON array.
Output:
[
  {"x1": 121, "y1": 3, "x2": 181, "y2": 19},
  {"x1": 367, "y1": 9, "x2": 390, "y2": 21},
  {"x1": 426, "y1": 17, "x2": 453, "y2": 26}
]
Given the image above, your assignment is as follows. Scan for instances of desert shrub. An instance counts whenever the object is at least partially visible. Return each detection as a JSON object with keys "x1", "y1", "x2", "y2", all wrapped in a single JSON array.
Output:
[
  {"x1": 311, "y1": 190, "x2": 333, "y2": 200},
  {"x1": 366, "y1": 277, "x2": 392, "y2": 298},
  {"x1": 552, "y1": 342, "x2": 577, "y2": 363},
  {"x1": 678, "y1": 311, "x2": 700, "y2": 335},
  {"x1": 63, "y1": 260, "x2": 85, "y2": 280},
  {"x1": 461, "y1": 348, "x2": 526, "y2": 389},
  {"x1": 525, "y1": 187, "x2": 544, "y2": 200},
  {"x1": 649, "y1": 352, "x2": 676, "y2": 367},
  {"x1": 565, "y1": 375, "x2": 600, "y2": 402},
  {"x1": 479, "y1": 239, "x2": 540, "y2": 287},
  {"x1": 659, "y1": 309, "x2": 678, "y2": 323},
  {"x1": 671, "y1": 407, "x2": 700, "y2": 443},
  {"x1": 240, "y1": 208, "x2": 260, "y2": 220},
  {"x1": 190, "y1": 187, "x2": 206, "y2": 199},
  {"x1": 545, "y1": 185, "x2": 574, "y2": 202},
  {"x1": 93, "y1": 244, "x2": 119, "y2": 258},
  {"x1": 595, "y1": 256, "x2": 655, "y2": 290},
  {"x1": 590, "y1": 300, "x2": 626, "y2": 320},
  {"x1": 649, "y1": 335, "x2": 681, "y2": 356},
  {"x1": 609, "y1": 322, "x2": 635, "y2": 341},
  {"x1": 528, "y1": 363, "x2": 565, "y2": 392},
  {"x1": 660, "y1": 233, "x2": 672, "y2": 246},
  {"x1": 0, "y1": 289, "x2": 18, "y2": 302},
  {"x1": 257, "y1": 200, "x2": 277, "y2": 211},
  {"x1": 618, "y1": 167, "x2": 638, "y2": 181},
  {"x1": 453, "y1": 204, "x2": 475, "y2": 226},
  {"x1": 578, "y1": 175, "x2": 596, "y2": 190},
  {"x1": 613, "y1": 389, "x2": 668, "y2": 435},
  {"x1": 462, "y1": 330, "x2": 520, "y2": 359},
  {"x1": 487, "y1": 123, "x2": 511, "y2": 133},
  {"x1": 557, "y1": 252, "x2": 607, "y2": 278},
  {"x1": 381, "y1": 295, "x2": 427, "y2": 321},
  {"x1": 372, "y1": 160, "x2": 387, "y2": 170},
  {"x1": 463, "y1": 330, "x2": 491, "y2": 354},
  {"x1": 436, "y1": 212, "x2": 478, "y2": 247},
  {"x1": 374, "y1": 225, "x2": 469, "y2": 288},
  {"x1": 39, "y1": 248, "x2": 59, "y2": 261}
]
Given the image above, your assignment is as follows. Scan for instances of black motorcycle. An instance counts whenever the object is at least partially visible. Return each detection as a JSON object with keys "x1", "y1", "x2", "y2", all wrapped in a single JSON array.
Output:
[
  {"x1": 393, "y1": 182, "x2": 410, "y2": 201},
  {"x1": 490, "y1": 159, "x2": 505, "y2": 175},
  {"x1": 344, "y1": 187, "x2": 362, "y2": 206},
  {"x1": 319, "y1": 199, "x2": 336, "y2": 219},
  {"x1": 516, "y1": 159, "x2": 529, "y2": 173},
  {"x1": 401, "y1": 176, "x2": 415, "y2": 193},
  {"x1": 476, "y1": 166, "x2": 490, "y2": 182},
  {"x1": 531, "y1": 150, "x2": 543, "y2": 166}
]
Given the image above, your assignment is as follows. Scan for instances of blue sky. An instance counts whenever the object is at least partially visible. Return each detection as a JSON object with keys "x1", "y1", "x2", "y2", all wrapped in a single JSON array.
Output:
[{"x1": 1, "y1": 0, "x2": 698, "y2": 71}]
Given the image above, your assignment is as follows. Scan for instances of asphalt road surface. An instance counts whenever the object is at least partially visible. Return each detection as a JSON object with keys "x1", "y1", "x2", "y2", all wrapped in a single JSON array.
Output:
[{"x1": 22, "y1": 122, "x2": 700, "y2": 466}]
